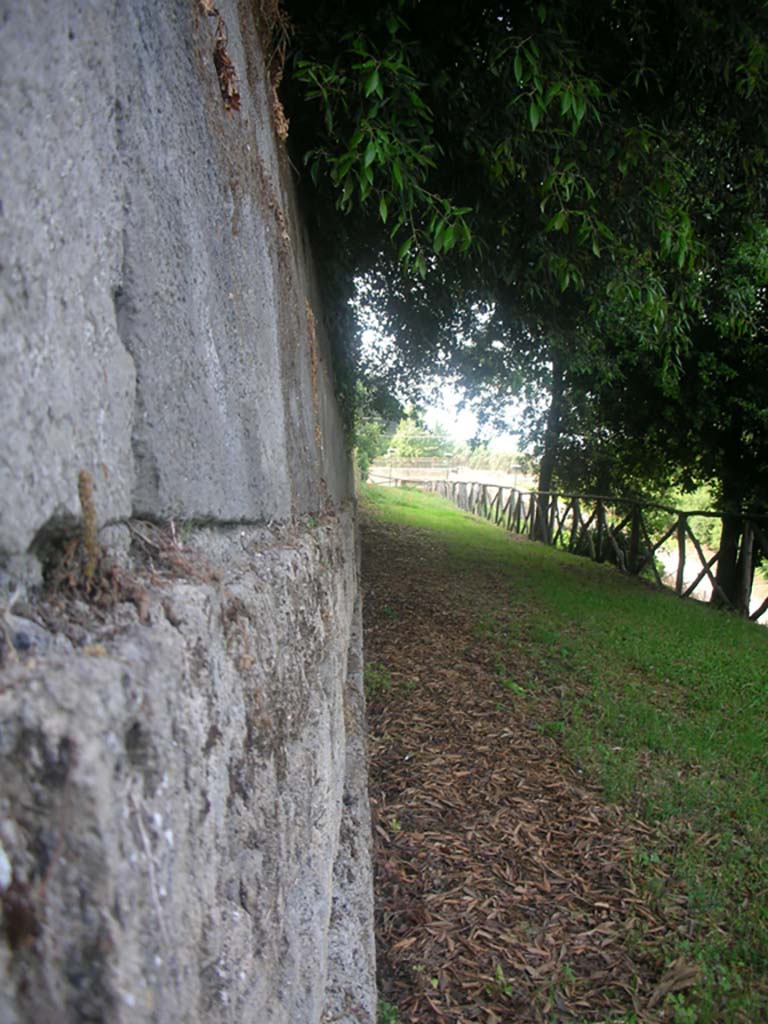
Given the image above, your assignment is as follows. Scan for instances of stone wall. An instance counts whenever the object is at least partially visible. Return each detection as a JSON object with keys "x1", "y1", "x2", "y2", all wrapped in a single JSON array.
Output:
[{"x1": 0, "y1": 2, "x2": 374, "y2": 1020}]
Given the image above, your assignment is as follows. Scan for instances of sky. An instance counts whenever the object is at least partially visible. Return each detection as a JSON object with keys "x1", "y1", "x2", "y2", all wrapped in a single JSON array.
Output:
[
  {"x1": 422, "y1": 384, "x2": 520, "y2": 450},
  {"x1": 360, "y1": 329, "x2": 522, "y2": 451}
]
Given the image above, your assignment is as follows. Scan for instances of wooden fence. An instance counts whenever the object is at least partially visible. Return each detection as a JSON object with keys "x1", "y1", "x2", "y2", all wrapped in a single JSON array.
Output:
[{"x1": 405, "y1": 478, "x2": 768, "y2": 623}]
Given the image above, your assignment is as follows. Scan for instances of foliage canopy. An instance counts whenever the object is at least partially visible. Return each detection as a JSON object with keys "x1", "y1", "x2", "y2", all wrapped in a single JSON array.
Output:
[{"x1": 281, "y1": 0, "x2": 768, "y2": 530}]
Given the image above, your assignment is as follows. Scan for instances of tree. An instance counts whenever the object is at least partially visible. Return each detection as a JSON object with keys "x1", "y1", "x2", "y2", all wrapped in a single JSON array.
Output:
[
  {"x1": 280, "y1": 0, "x2": 768, "y2": 599},
  {"x1": 285, "y1": 0, "x2": 765, "y2": 326},
  {"x1": 388, "y1": 415, "x2": 455, "y2": 459},
  {"x1": 541, "y1": 217, "x2": 768, "y2": 605}
]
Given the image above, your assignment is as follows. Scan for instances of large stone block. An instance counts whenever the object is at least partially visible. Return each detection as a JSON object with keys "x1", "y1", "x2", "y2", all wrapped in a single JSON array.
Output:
[
  {"x1": 0, "y1": 0, "x2": 352, "y2": 571},
  {"x1": 111, "y1": 1, "x2": 297, "y2": 522}
]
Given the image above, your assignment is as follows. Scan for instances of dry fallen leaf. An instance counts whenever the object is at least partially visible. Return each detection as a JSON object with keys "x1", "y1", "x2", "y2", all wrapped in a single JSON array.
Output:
[
  {"x1": 213, "y1": 18, "x2": 241, "y2": 115},
  {"x1": 648, "y1": 957, "x2": 702, "y2": 1009},
  {"x1": 364, "y1": 513, "x2": 693, "y2": 1023}
]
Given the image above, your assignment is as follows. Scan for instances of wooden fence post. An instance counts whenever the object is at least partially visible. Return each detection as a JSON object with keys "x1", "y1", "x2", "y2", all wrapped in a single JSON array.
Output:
[
  {"x1": 676, "y1": 514, "x2": 687, "y2": 595},
  {"x1": 596, "y1": 499, "x2": 605, "y2": 563},
  {"x1": 570, "y1": 498, "x2": 580, "y2": 552},
  {"x1": 737, "y1": 521, "x2": 754, "y2": 617},
  {"x1": 549, "y1": 494, "x2": 558, "y2": 543},
  {"x1": 628, "y1": 503, "x2": 640, "y2": 574},
  {"x1": 503, "y1": 489, "x2": 514, "y2": 530}
]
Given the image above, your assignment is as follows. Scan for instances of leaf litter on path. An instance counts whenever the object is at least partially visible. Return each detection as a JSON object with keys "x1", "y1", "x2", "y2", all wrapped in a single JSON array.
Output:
[{"x1": 364, "y1": 516, "x2": 689, "y2": 1023}]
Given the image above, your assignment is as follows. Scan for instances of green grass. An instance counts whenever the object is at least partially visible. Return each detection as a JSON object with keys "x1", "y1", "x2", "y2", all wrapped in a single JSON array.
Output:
[
  {"x1": 364, "y1": 484, "x2": 768, "y2": 1022},
  {"x1": 377, "y1": 1001, "x2": 402, "y2": 1024},
  {"x1": 364, "y1": 661, "x2": 394, "y2": 699}
]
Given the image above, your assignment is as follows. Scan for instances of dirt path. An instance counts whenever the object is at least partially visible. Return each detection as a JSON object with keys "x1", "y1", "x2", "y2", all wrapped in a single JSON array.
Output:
[{"x1": 363, "y1": 515, "x2": 686, "y2": 1023}]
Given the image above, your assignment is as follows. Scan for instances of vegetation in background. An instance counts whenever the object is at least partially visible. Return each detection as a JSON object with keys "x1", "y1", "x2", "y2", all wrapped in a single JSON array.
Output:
[
  {"x1": 375, "y1": 435, "x2": 538, "y2": 481},
  {"x1": 364, "y1": 483, "x2": 768, "y2": 1022},
  {"x1": 350, "y1": 380, "x2": 401, "y2": 480},
  {"x1": 386, "y1": 414, "x2": 455, "y2": 459},
  {"x1": 453, "y1": 444, "x2": 534, "y2": 476},
  {"x1": 355, "y1": 418, "x2": 388, "y2": 480}
]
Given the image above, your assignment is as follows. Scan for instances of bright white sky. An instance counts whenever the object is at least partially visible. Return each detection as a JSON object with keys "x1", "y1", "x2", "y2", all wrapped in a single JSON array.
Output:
[
  {"x1": 361, "y1": 328, "x2": 522, "y2": 450},
  {"x1": 422, "y1": 384, "x2": 520, "y2": 450}
]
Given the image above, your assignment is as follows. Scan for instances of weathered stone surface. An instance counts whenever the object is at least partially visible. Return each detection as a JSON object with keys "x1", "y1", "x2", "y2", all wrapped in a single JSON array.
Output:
[
  {"x1": 0, "y1": 2, "x2": 136, "y2": 561},
  {"x1": 0, "y1": 514, "x2": 375, "y2": 1022},
  {"x1": 0, "y1": 0, "x2": 352, "y2": 565},
  {"x1": 0, "y1": 0, "x2": 374, "y2": 1020}
]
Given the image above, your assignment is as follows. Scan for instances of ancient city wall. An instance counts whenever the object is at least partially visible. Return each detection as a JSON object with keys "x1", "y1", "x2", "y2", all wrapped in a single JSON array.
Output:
[{"x1": 0, "y1": 2, "x2": 374, "y2": 1020}]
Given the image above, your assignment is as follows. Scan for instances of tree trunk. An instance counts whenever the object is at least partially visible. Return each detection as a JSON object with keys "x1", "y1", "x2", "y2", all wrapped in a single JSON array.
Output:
[
  {"x1": 712, "y1": 478, "x2": 742, "y2": 610},
  {"x1": 536, "y1": 353, "x2": 564, "y2": 541}
]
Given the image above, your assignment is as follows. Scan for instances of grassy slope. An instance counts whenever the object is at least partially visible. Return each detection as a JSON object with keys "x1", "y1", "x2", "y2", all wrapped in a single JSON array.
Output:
[{"x1": 365, "y1": 484, "x2": 768, "y2": 1023}]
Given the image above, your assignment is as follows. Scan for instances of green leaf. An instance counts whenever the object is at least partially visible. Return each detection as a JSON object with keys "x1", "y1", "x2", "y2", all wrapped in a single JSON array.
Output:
[
  {"x1": 392, "y1": 161, "x2": 403, "y2": 189},
  {"x1": 397, "y1": 237, "x2": 413, "y2": 261},
  {"x1": 544, "y1": 81, "x2": 561, "y2": 107},
  {"x1": 514, "y1": 53, "x2": 523, "y2": 83},
  {"x1": 529, "y1": 102, "x2": 541, "y2": 130},
  {"x1": 334, "y1": 152, "x2": 355, "y2": 180},
  {"x1": 379, "y1": 195, "x2": 388, "y2": 223},
  {"x1": 435, "y1": 218, "x2": 448, "y2": 246},
  {"x1": 364, "y1": 140, "x2": 377, "y2": 167},
  {"x1": 364, "y1": 68, "x2": 380, "y2": 98},
  {"x1": 348, "y1": 34, "x2": 366, "y2": 57}
]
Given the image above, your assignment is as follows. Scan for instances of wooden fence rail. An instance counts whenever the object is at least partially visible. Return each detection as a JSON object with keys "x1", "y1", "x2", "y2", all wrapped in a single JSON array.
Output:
[{"x1": 395, "y1": 478, "x2": 768, "y2": 623}]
